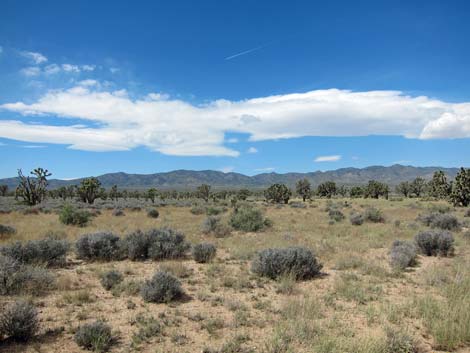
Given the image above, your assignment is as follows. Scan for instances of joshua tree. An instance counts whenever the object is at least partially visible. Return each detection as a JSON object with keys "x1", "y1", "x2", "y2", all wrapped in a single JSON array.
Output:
[
  {"x1": 395, "y1": 181, "x2": 411, "y2": 197},
  {"x1": 364, "y1": 180, "x2": 389, "y2": 199},
  {"x1": 197, "y1": 184, "x2": 211, "y2": 202},
  {"x1": 15, "y1": 168, "x2": 51, "y2": 205},
  {"x1": 410, "y1": 177, "x2": 426, "y2": 197},
  {"x1": 296, "y1": 178, "x2": 311, "y2": 202},
  {"x1": 77, "y1": 177, "x2": 102, "y2": 204},
  {"x1": 317, "y1": 181, "x2": 337, "y2": 198},
  {"x1": 428, "y1": 171, "x2": 451, "y2": 199},
  {"x1": 450, "y1": 168, "x2": 470, "y2": 207},
  {"x1": 265, "y1": 183, "x2": 292, "y2": 204},
  {"x1": 0, "y1": 184, "x2": 8, "y2": 196},
  {"x1": 147, "y1": 188, "x2": 158, "y2": 203},
  {"x1": 109, "y1": 185, "x2": 119, "y2": 201},
  {"x1": 349, "y1": 186, "x2": 364, "y2": 198}
]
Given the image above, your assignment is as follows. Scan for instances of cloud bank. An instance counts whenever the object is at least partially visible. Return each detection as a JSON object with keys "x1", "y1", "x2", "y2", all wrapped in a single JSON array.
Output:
[
  {"x1": 1, "y1": 86, "x2": 470, "y2": 156},
  {"x1": 314, "y1": 155, "x2": 341, "y2": 162}
]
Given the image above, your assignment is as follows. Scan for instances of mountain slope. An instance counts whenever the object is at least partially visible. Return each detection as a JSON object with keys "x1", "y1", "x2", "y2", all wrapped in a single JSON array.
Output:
[{"x1": 0, "y1": 165, "x2": 462, "y2": 190}]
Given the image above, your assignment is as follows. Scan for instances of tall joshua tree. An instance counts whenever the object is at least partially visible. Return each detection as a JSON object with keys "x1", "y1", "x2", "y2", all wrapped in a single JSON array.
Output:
[{"x1": 15, "y1": 168, "x2": 52, "y2": 206}]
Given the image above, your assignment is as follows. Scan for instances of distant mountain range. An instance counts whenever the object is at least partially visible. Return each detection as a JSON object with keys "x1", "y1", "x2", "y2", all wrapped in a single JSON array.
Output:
[{"x1": 0, "y1": 165, "x2": 462, "y2": 191}]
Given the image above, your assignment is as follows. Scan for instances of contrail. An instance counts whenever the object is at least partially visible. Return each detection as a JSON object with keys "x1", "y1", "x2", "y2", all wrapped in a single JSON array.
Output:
[{"x1": 224, "y1": 44, "x2": 268, "y2": 60}]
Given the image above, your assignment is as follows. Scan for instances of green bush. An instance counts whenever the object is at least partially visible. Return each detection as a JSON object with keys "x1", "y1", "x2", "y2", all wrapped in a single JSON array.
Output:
[
  {"x1": 192, "y1": 243, "x2": 216, "y2": 263},
  {"x1": 123, "y1": 228, "x2": 190, "y2": 261},
  {"x1": 0, "y1": 237, "x2": 69, "y2": 267},
  {"x1": 328, "y1": 208, "x2": 345, "y2": 222},
  {"x1": 0, "y1": 224, "x2": 16, "y2": 237},
  {"x1": 190, "y1": 205, "x2": 206, "y2": 215},
  {"x1": 229, "y1": 206, "x2": 266, "y2": 232},
  {"x1": 75, "y1": 232, "x2": 124, "y2": 261},
  {"x1": 100, "y1": 270, "x2": 124, "y2": 290},
  {"x1": 349, "y1": 213, "x2": 364, "y2": 225},
  {"x1": 364, "y1": 207, "x2": 385, "y2": 223},
  {"x1": 417, "y1": 212, "x2": 460, "y2": 231},
  {"x1": 74, "y1": 321, "x2": 113, "y2": 352},
  {"x1": 415, "y1": 230, "x2": 454, "y2": 256},
  {"x1": 147, "y1": 208, "x2": 159, "y2": 218},
  {"x1": 59, "y1": 204, "x2": 91, "y2": 227},
  {"x1": 0, "y1": 300, "x2": 39, "y2": 342},
  {"x1": 140, "y1": 271, "x2": 184, "y2": 303},
  {"x1": 251, "y1": 247, "x2": 323, "y2": 280}
]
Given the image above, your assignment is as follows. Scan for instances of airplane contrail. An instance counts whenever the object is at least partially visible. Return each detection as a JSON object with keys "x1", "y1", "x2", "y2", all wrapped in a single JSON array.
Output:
[{"x1": 224, "y1": 44, "x2": 268, "y2": 60}]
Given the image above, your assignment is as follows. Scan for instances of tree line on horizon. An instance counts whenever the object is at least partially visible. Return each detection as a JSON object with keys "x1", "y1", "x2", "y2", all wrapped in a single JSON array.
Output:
[{"x1": 2, "y1": 167, "x2": 470, "y2": 208}]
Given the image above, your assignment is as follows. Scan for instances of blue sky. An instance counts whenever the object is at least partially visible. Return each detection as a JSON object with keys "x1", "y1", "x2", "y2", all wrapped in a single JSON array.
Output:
[{"x1": 1, "y1": 0, "x2": 470, "y2": 179}]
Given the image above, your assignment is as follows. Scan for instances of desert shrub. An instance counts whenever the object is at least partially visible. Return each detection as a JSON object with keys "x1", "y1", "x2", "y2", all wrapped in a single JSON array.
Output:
[
  {"x1": 415, "y1": 230, "x2": 454, "y2": 256},
  {"x1": 390, "y1": 240, "x2": 417, "y2": 270},
  {"x1": 0, "y1": 224, "x2": 16, "y2": 237},
  {"x1": 328, "y1": 208, "x2": 345, "y2": 222},
  {"x1": 213, "y1": 223, "x2": 232, "y2": 238},
  {"x1": 201, "y1": 216, "x2": 220, "y2": 234},
  {"x1": 59, "y1": 204, "x2": 91, "y2": 226},
  {"x1": 190, "y1": 205, "x2": 206, "y2": 215},
  {"x1": 140, "y1": 271, "x2": 184, "y2": 303},
  {"x1": 0, "y1": 300, "x2": 38, "y2": 342},
  {"x1": 289, "y1": 201, "x2": 307, "y2": 209},
  {"x1": 147, "y1": 208, "x2": 159, "y2": 218},
  {"x1": 124, "y1": 228, "x2": 190, "y2": 261},
  {"x1": 364, "y1": 207, "x2": 385, "y2": 223},
  {"x1": 206, "y1": 206, "x2": 222, "y2": 215},
  {"x1": 0, "y1": 237, "x2": 69, "y2": 267},
  {"x1": 385, "y1": 327, "x2": 417, "y2": 353},
  {"x1": 74, "y1": 321, "x2": 113, "y2": 352},
  {"x1": 463, "y1": 230, "x2": 470, "y2": 240},
  {"x1": 147, "y1": 228, "x2": 190, "y2": 260},
  {"x1": 349, "y1": 213, "x2": 364, "y2": 225},
  {"x1": 75, "y1": 232, "x2": 124, "y2": 261},
  {"x1": 251, "y1": 247, "x2": 323, "y2": 280},
  {"x1": 112, "y1": 208, "x2": 125, "y2": 217},
  {"x1": 430, "y1": 213, "x2": 460, "y2": 231},
  {"x1": 0, "y1": 255, "x2": 55, "y2": 295},
  {"x1": 100, "y1": 270, "x2": 124, "y2": 290},
  {"x1": 464, "y1": 208, "x2": 470, "y2": 217},
  {"x1": 192, "y1": 243, "x2": 216, "y2": 263},
  {"x1": 229, "y1": 206, "x2": 266, "y2": 232}
]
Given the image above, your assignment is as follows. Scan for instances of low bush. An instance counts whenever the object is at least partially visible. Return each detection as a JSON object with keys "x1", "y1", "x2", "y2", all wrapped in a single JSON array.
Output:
[
  {"x1": 140, "y1": 271, "x2": 184, "y2": 303},
  {"x1": 0, "y1": 237, "x2": 69, "y2": 267},
  {"x1": 192, "y1": 243, "x2": 216, "y2": 263},
  {"x1": 206, "y1": 206, "x2": 223, "y2": 215},
  {"x1": 389, "y1": 240, "x2": 417, "y2": 270},
  {"x1": 190, "y1": 205, "x2": 206, "y2": 215},
  {"x1": 229, "y1": 206, "x2": 266, "y2": 232},
  {"x1": 464, "y1": 209, "x2": 470, "y2": 217},
  {"x1": 0, "y1": 224, "x2": 16, "y2": 237},
  {"x1": 417, "y1": 212, "x2": 460, "y2": 231},
  {"x1": 350, "y1": 213, "x2": 364, "y2": 225},
  {"x1": 124, "y1": 228, "x2": 190, "y2": 261},
  {"x1": 112, "y1": 208, "x2": 125, "y2": 217},
  {"x1": 251, "y1": 247, "x2": 323, "y2": 280},
  {"x1": 147, "y1": 208, "x2": 159, "y2": 218},
  {"x1": 75, "y1": 232, "x2": 124, "y2": 261},
  {"x1": 384, "y1": 327, "x2": 417, "y2": 353},
  {"x1": 415, "y1": 230, "x2": 454, "y2": 256},
  {"x1": 0, "y1": 300, "x2": 38, "y2": 342},
  {"x1": 0, "y1": 255, "x2": 55, "y2": 295},
  {"x1": 100, "y1": 270, "x2": 124, "y2": 290},
  {"x1": 74, "y1": 321, "x2": 113, "y2": 352},
  {"x1": 289, "y1": 201, "x2": 307, "y2": 209},
  {"x1": 201, "y1": 216, "x2": 220, "y2": 234},
  {"x1": 364, "y1": 207, "x2": 385, "y2": 223},
  {"x1": 59, "y1": 204, "x2": 91, "y2": 227},
  {"x1": 328, "y1": 208, "x2": 345, "y2": 222}
]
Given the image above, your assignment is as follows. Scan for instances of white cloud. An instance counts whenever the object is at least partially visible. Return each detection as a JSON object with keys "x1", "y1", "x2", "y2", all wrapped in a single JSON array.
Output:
[
  {"x1": 20, "y1": 67, "x2": 41, "y2": 76},
  {"x1": 44, "y1": 64, "x2": 61, "y2": 75},
  {"x1": 78, "y1": 79, "x2": 99, "y2": 87},
  {"x1": 247, "y1": 147, "x2": 258, "y2": 153},
  {"x1": 227, "y1": 138, "x2": 238, "y2": 143},
  {"x1": 1, "y1": 87, "x2": 470, "y2": 156},
  {"x1": 81, "y1": 65, "x2": 96, "y2": 71},
  {"x1": 110, "y1": 67, "x2": 119, "y2": 73},
  {"x1": 254, "y1": 167, "x2": 275, "y2": 172},
  {"x1": 314, "y1": 155, "x2": 341, "y2": 162},
  {"x1": 21, "y1": 145, "x2": 46, "y2": 148},
  {"x1": 220, "y1": 166, "x2": 235, "y2": 173},
  {"x1": 21, "y1": 51, "x2": 48, "y2": 64},
  {"x1": 62, "y1": 64, "x2": 80, "y2": 73}
]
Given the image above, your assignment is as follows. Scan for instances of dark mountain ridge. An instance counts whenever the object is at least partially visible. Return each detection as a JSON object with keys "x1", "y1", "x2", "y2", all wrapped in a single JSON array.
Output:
[{"x1": 0, "y1": 165, "x2": 462, "y2": 190}]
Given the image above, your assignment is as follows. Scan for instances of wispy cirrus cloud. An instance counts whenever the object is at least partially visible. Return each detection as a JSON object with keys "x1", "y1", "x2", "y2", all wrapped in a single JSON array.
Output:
[
  {"x1": 20, "y1": 51, "x2": 48, "y2": 64},
  {"x1": 247, "y1": 147, "x2": 258, "y2": 154},
  {"x1": 314, "y1": 155, "x2": 341, "y2": 162},
  {"x1": 1, "y1": 84, "x2": 470, "y2": 157},
  {"x1": 220, "y1": 166, "x2": 235, "y2": 173}
]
